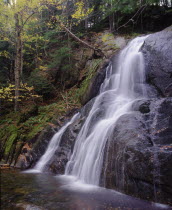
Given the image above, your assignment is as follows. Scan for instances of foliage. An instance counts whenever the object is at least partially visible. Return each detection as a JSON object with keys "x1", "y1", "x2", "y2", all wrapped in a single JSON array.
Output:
[
  {"x1": 4, "y1": 131, "x2": 18, "y2": 155},
  {"x1": 18, "y1": 105, "x2": 38, "y2": 123},
  {"x1": 72, "y1": 1, "x2": 93, "y2": 21},
  {"x1": 48, "y1": 46, "x2": 72, "y2": 69},
  {"x1": 101, "y1": 33, "x2": 114, "y2": 42},
  {"x1": 0, "y1": 84, "x2": 82, "y2": 161},
  {"x1": 28, "y1": 70, "x2": 54, "y2": 99},
  {"x1": 0, "y1": 83, "x2": 40, "y2": 102},
  {"x1": 0, "y1": 124, "x2": 18, "y2": 156},
  {"x1": 0, "y1": 40, "x2": 14, "y2": 84}
]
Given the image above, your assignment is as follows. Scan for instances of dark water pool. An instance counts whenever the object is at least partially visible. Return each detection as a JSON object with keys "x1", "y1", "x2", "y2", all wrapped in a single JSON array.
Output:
[{"x1": 1, "y1": 170, "x2": 171, "y2": 210}]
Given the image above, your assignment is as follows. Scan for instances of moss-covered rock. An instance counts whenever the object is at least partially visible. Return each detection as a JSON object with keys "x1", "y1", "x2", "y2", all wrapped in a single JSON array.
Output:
[{"x1": 77, "y1": 59, "x2": 104, "y2": 102}]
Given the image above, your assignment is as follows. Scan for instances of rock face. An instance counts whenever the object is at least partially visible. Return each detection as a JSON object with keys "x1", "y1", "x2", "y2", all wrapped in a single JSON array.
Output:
[
  {"x1": 103, "y1": 99, "x2": 172, "y2": 205},
  {"x1": 103, "y1": 27, "x2": 172, "y2": 205},
  {"x1": 43, "y1": 117, "x2": 85, "y2": 174},
  {"x1": 81, "y1": 61, "x2": 107, "y2": 105},
  {"x1": 15, "y1": 109, "x2": 80, "y2": 170},
  {"x1": 15, "y1": 100, "x2": 95, "y2": 173},
  {"x1": 142, "y1": 26, "x2": 172, "y2": 97},
  {"x1": 42, "y1": 98, "x2": 95, "y2": 174}
]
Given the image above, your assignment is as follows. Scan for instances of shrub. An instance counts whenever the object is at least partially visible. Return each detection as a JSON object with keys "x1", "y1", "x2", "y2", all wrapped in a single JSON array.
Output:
[{"x1": 28, "y1": 69, "x2": 55, "y2": 99}]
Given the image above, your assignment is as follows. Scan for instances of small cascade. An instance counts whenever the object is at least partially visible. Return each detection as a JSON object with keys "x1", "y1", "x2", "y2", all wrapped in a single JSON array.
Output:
[
  {"x1": 65, "y1": 36, "x2": 149, "y2": 185},
  {"x1": 33, "y1": 113, "x2": 80, "y2": 172}
]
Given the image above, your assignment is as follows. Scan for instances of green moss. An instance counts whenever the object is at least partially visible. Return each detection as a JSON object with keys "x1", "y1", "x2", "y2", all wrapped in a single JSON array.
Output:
[
  {"x1": 0, "y1": 129, "x2": 6, "y2": 141},
  {"x1": 76, "y1": 59, "x2": 103, "y2": 101},
  {"x1": 165, "y1": 9, "x2": 172, "y2": 14},
  {"x1": 4, "y1": 133, "x2": 17, "y2": 155},
  {"x1": 0, "y1": 124, "x2": 18, "y2": 144},
  {"x1": 102, "y1": 33, "x2": 114, "y2": 43},
  {"x1": 4, "y1": 125, "x2": 18, "y2": 155},
  {"x1": 27, "y1": 125, "x2": 43, "y2": 140},
  {"x1": 20, "y1": 102, "x2": 70, "y2": 141}
]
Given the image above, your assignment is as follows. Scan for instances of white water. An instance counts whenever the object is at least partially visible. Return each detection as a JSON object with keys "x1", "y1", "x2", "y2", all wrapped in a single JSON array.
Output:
[
  {"x1": 65, "y1": 36, "x2": 149, "y2": 185},
  {"x1": 29, "y1": 36, "x2": 148, "y2": 184},
  {"x1": 31, "y1": 113, "x2": 80, "y2": 172}
]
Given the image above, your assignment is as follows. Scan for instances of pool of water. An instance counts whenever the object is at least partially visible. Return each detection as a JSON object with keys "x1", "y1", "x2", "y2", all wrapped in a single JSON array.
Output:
[{"x1": 1, "y1": 169, "x2": 171, "y2": 210}]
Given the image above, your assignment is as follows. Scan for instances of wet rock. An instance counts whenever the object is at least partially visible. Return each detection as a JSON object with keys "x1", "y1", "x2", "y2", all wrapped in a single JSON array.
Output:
[
  {"x1": 82, "y1": 54, "x2": 121, "y2": 105},
  {"x1": 81, "y1": 32, "x2": 128, "y2": 105},
  {"x1": 79, "y1": 98, "x2": 95, "y2": 118},
  {"x1": 15, "y1": 109, "x2": 80, "y2": 170},
  {"x1": 149, "y1": 98, "x2": 172, "y2": 145},
  {"x1": 101, "y1": 30, "x2": 172, "y2": 202},
  {"x1": 45, "y1": 116, "x2": 85, "y2": 174},
  {"x1": 43, "y1": 101, "x2": 97, "y2": 174},
  {"x1": 142, "y1": 26, "x2": 172, "y2": 97},
  {"x1": 104, "y1": 98, "x2": 172, "y2": 205},
  {"x1": 132, "y1": 99, "x2": 151, "y2": 113},
  {"x1": 15, "y1": 203, "x2": 44, "y2": 210},
  {"x1": 33, "y1": 99, "x2": 96, "y2": 174},
  {"x1": 100, "y1": 28, "x2": 172, "y2": 204}
]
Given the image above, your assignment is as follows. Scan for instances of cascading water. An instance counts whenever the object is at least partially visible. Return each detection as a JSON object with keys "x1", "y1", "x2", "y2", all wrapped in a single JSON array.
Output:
[
  {"x1": 31, "y1": 113, "x2": 80, "y2": 172},
  {"x1": 65, "y1": 36, "x2": 149, "y2": 185},
  {"x1": 29, "y1": 36, "x2": 148, "y2": 185}
]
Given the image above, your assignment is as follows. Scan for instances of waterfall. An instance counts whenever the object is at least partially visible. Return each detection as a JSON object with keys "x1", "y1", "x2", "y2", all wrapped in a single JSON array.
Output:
[
  {"x1": 28, "y1": 36, "x2": 148, "y2": 185},
  {"x1": 31, "y1": 113, "x2": 80, "y2": 172},
  {"x1": 65, "y1": 36, "x2": 149, "y2": 185}
]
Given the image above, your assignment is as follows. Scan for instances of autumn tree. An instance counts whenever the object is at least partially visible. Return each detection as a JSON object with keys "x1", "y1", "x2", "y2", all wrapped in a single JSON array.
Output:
[{"x1": 0, "y1": 0, "x2": 57, "y2": 111}]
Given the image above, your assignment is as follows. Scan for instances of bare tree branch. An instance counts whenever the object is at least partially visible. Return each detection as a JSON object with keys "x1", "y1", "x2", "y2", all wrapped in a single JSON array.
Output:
[
  {"x1": 59, "y1": 22, "x2": 105, "y2": 57},
  {"x1": 115, "y1": 4, "x2": 148, "y2": 32}
]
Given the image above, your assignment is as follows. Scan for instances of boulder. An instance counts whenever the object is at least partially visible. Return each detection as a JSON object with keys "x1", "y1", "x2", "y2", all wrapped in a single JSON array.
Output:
[
  {"x1": 103, "y1": 99, "x2": 172, "y2": 205},
  {"x1": 142, "y1": 26, "x2": 172, "y2": 97}
]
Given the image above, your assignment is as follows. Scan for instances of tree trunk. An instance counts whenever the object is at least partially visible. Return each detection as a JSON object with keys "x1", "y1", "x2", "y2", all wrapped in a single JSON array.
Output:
[
  {"x1": 14, "y1": 13, "x2": 22, "y2": 111},
  {"x1": 109, "y1": 13, "x2": 115, "y2": 32},
  {"x1": 85, "y1": 17, "x2": 88, "y2": 30}
]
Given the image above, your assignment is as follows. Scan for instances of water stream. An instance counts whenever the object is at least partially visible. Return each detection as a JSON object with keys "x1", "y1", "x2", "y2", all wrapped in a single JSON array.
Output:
[
  {"x1": 1, "y1": 170, "x2": 170, "y2": 210},
  {"x1": 30, "y1": 36, "x2": 149, "y2": 185},
  {"x1": 65, "y1": 36, "x2": 149, "y2": 185}
]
